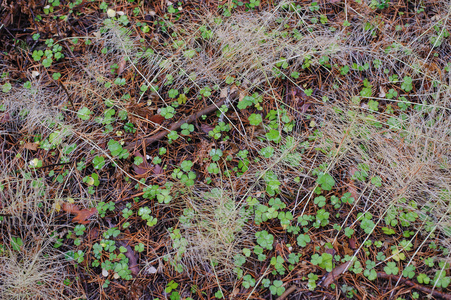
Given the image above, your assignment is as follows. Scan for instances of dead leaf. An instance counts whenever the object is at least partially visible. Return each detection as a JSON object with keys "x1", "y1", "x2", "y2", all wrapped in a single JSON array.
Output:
[
  {"x1": 238, "y1": 89, "x2": 248, "y2": 102},
  {"x1": 153, "y1": 164, "x2": 163, "y2": 175},
  {"x1": 299, "y1": 102, "x2": 310, "y2": 114},
  {"x1": 349, "y1": 238, "x2": 357, "y2": 250},
  {"x1": 348, "y1": 166, "x2": 359, "y2": 201},
  {"x1": 0, "y1": 112, "x2": 10, "y2": 123},
  {"x1": 148, "y1": 114, "x2": 165, "y2": 125},
  {"x1": 321, "y1": 260, "x2": 353, "y2": 288},
  {"x1": 146, "y1": 265, "x2": 157, "y2": 274},
  {"x1": 220, "y1": 87, "x2": 228, "y2": 98},
  {"x1": 24, "y1": 142, "x2": 39, "y2": 151},
  {"x1": 62, "y1": 203, "x2": 97, "y2": 224},
  {"x1": 132, "y1": 151, "x2": 151, "y2": 175},
  {"x1": 325, "y1": 248, "x2": 336, "y2": 256},
  {"x1": 117, "y1": 57, "x2": 127, "y2": 75},
  {"x1": 200, "y1": 124, "x2": 214, "y2": 135},
  {"x1": 118, "y1": 241, "x2": 139, "y2": 277},
  {"x1": 378, "y1": 86, "x2": 386, "y2": 98}
]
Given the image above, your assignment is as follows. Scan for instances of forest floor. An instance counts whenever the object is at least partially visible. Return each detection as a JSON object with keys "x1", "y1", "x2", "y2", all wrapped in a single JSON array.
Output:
[{"x1": 1, "y1": 0, "x2": 451, "y2": 299}]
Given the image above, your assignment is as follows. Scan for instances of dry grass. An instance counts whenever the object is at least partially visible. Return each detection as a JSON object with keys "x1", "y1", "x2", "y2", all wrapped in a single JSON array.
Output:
[
  {"x1": 2, "y1": 0, "x2": 451, "y2": 297},
  {"x1": 1, "y1": 80, "x2": 66, "y2": 136},
  {"x1": 0, "y1": 237, "x2": 76, "y2": 300},
  {"x1": 0, "y1": 167, "x2": 81, "y2": 299},
  {"x1": 169, "y1": 184, "x2": 253, "y2": 278}
]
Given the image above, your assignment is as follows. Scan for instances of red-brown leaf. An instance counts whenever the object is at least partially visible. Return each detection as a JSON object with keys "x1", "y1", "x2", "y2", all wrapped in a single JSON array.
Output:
[
  {"x1": 148, "y1": 114, "x2": 165, "y2": 125},
  {"x1": 62, "y1": 203, "x2": 97, "y2": 224},
  {"x1": 132, "y1": 152, "x2": 150, "y2": 175},
  {"x1": 321, "y1": 260, "x2": 353, "y2": 288},
  {"x1": 201, "y1": 124, "x2": 214, "y2": 134},
  {"x1": 118, "y1": 241, "x2": 139, "y2": 277},
  {"x1": 24, "y1": 142, "x2": 39, "y2": 151},
  {"x1": 117, "y1": 57, "x2": 127, "y2": 76}
]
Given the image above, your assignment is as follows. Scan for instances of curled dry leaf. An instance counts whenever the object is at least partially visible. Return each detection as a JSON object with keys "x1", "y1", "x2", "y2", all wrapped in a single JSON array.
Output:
[
  {"x1": 320, "y1": 260, "x2": 353, "y2": 288},
  {"x1": 24, "y1": 142, "x2": 39, "y2": 151},
  {"x1": 378, "y1": 86, "x2": 386, "y2": 98},
  {"x1": 220, "y1": 87, "x2": 228, "y2": 98},
  {"x1": 0, "y1": 112, "x2": 10, "y2": 123},
  {"x1": 118, "y1": 241, "x2": 139, "y2": 276},
  {"x1": 148, "y1": 114, "x2": 165, "y2": 125},
  {"x1": 200, "y1": 124, "x2": 214, "y2": 135},
  {"x1": 153, "y1": 164, "x2": 163, "y2": 175},
  {"x1": 146, "y1": 265, "x2": 157, "y2": 274},
  {"x1": 117, "y1": 57, "x2": 127, "y2": 76},
  {"x1": 62, "y1": 203, "x2": 97, "y2": 224},
  {"x1": 132, "y1": 151, "x2": 151, "y2": 175},
  {"x1": 347, "y1": 166, "x2": 359, "y2": 201}
]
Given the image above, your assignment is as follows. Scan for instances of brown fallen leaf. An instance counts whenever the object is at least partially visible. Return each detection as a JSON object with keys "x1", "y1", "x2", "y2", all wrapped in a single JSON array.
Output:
[
  {"x1": 320, "y1": 260, "x2": 353, "y2": 288},
  {"x1": 0, "y1": 112, "x2": 10, "y2": 123},
  {"x1": 347, "y1": 166, "x2": 359, "y2": 201},
  {"x1": 62, "y1": 203, "x2": 97, "y2": 224},
  {"x1": 132, "y1": 151, "x2": 151, "y2": 175},
  {"x1": 118, "y1": 241, "x2": 139, "y2": 277},
  {"x1": 200, "y1": 124, "x2": 214, "y2": 135},
  {"x1": 349, "y1": 238, "x2": 357, "y2": 250},
  {"x1": 117, "y1": 57, "x2": 127, "y2": 75},
  {"x1": 148, "y1": 114, "x2": 165, "y2": 125},
  {"x1": 153, "y1": 164, "x2": 163, "y2": 175},
  {"x1": 325, "y1": 247, "x2": 336, "y2": 256},
  {"x1": 24, "y1": 142, "x2": 39, "y2": 151}
]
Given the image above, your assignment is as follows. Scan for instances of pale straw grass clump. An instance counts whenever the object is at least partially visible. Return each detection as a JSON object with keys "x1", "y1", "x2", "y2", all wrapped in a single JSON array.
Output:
[
  {"x1": 169, "y1": 184, "x2": 253, "y2": 278},
  {"x1": 144, "y1": 3, "x2": 344, "y2": 94},
  {"x1": 315, "y1": 90, "x2": 451, "y2": 248},
  {"x1": 0, "y1": 167, "x2": 82, "y2": 300},
  {"x1": 0, "y1": 236, "x2": 77, "y2": 300},
  {"x1": 1, "y1": 80, "x2": 66, "y2": 136}
]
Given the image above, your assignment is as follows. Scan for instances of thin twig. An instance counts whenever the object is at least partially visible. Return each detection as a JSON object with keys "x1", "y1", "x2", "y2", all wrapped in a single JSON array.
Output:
[
  {"x1": 125, "y1": 98, "x2": 226, "y2": 150},
  {"x1": 276, "y1": 285, "x2": 300, "y2": 300},
  {"x1": 377, "y1": 272, "x2": 451, "y2": 300}
]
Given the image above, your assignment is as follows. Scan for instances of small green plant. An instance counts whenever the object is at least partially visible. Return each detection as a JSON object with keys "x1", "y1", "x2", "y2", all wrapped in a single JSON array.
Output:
[
  {"x1": 181, "y1": 123, "x2": 194, "y2": 135},
  {"x1": 401, "y1": 76, "x2": 413, "y2": 92},
  {"x1": 255, "y1": 230, "x2": 274, "y2": 250},
  {"x1": 160, "y1": 106, "x2": 175, "y2": 119},
  {"x1": 97, "y1": 201, "x2": 115, "y2": 217},
  {"x1": 77, "y1": 107, "x2": 92, "y2": 120},
  {"x1": 311, "y1": 252, "x2": 334, "y2": 272},
  {"x1": 297, "y1": 233, "x2": 311, "y2": 247},
  {"x1": 199, "y1": 86, "x2": 212, "y2": 97},
  {"x1": 107, "y1": 139, "x2": 129, "y2": 158},
  {"x1": 209, "y1": 149, "x2": 223, "y2": 161},
  {"x1": 384, "y1": 262, "x2": 399, "y2": 275},
  {"x1": 242, "y1": 274, "x2": 255, "y2": 288},
  {"x1": 167, "y1": 131, "x2": 179, "y2": 142},
  {"x1": 316, "y1": 172, "x2": 335, "y2": 191},
  {"x1": 74, "y1": 225, "x2": 86, "y2": 236},
  {"x1": 270, "y1": 255, "x2": 285, "y2": 275},
  {"x1": 269, "y1": 280, "x2": 285, "y2": 296},
  {"x1": 138, "y1": 207, "x2": 158, "y2": 226}
]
